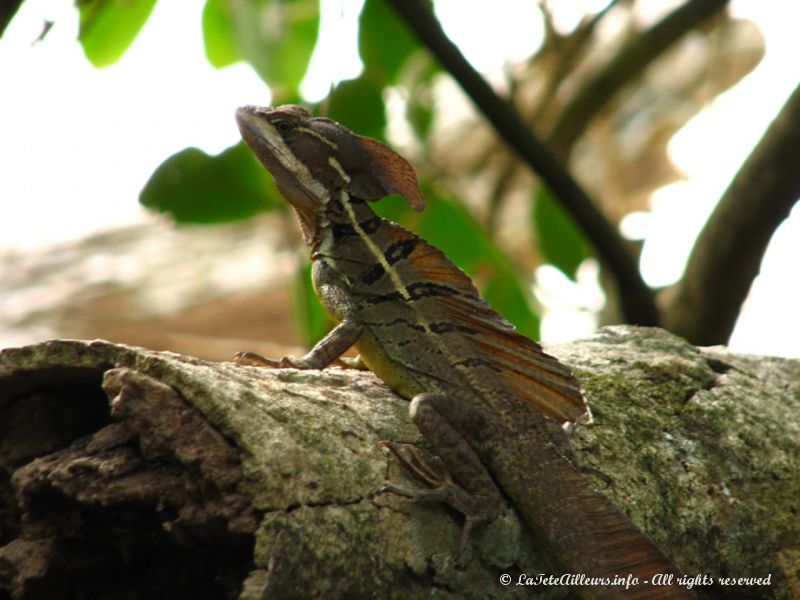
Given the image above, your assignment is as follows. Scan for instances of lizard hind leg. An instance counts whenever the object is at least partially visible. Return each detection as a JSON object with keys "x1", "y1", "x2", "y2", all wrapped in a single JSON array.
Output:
[{"x1": 379, "y1": 393, "x2": 505, "y2": 557}]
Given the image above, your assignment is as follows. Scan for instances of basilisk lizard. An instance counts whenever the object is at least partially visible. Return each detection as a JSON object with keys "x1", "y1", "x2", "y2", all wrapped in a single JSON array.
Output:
[{"x1": 234, "y1": 104, "x2": 693, "y2": 599}]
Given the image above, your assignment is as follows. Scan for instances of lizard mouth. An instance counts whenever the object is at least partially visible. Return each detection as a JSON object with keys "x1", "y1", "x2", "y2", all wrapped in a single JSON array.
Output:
[
  {"x1": 235, "y1": 106, "x2": 293, "y2": 166},
  {"x1": 235, "y1": 106, "x2": 331, "y2": 223}
]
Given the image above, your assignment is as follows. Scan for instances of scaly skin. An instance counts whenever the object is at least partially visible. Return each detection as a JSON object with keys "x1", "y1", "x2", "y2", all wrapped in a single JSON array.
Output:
[{"x1": 234, "y1": 104, "x2": 694, "y2": 599}]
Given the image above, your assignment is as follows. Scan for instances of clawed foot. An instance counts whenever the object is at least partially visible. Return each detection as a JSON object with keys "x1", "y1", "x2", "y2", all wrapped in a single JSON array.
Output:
[
  {"x1": 380, "y1": 441, "x2": 446, "y2": 489},
  {"x1": 234, "y1": 351, "x2": 367, "y2": 370},
  {"x1": 372, "y1": 442, "x2": 498, "y2": 561},
  {"x1": 233, "y1": 351, "x2": 310, "y2": 369}
]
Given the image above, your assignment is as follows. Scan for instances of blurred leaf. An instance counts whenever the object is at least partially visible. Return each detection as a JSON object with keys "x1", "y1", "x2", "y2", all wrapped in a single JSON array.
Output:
[
  {"x1": 407, "y1": 89, "x2": 434, "y2": 139},
  {"x1": 359, "y1": 0, "x2": 420, "y2": 83},
  {"x1": 483, "y1": 270, "x2": 540, "y2": 339},
  {"x1": 202, "y1": 0, "x2": 240, "y2": 68},
  {"x1": 78, "y1": 0, "x2": 157, "y2": 67},
  {"x1": 416, "y1": 197, "x2": 485, "y2": 271},
  {"x1": 202, "y1": 0, "x2": 319, "y2": 98},
  {"x1": 326, "y1": 75, "x2": 386, "y2": 140},
  {"x1": 140, "y1": 142, "x2": 281, "y2": 223},
  {"x1": 405, "y1": 57, "x2": 439, "y2": 139},
  {"x1": 369, "y1": 184, "x2": 419, "y2": 223},
  {"x1": 293, "y1": 263, "x2": 332, "y2": 346},
  {"x1": 374, "y1": 185, "x2": 540, "y2": 338},
  {"x1": 533, "y1": 186, "x2": 591, "y2": 279}
]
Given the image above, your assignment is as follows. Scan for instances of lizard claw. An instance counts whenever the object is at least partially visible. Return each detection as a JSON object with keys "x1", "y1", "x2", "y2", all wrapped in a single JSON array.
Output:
[
  {"x1": 380, "y1": 442, "x2": 445, "y2": 488},
  {"x1": 233, "y1": 352, "x2": 310, "y2": 369},
  {"x1": 372, "y1": 480, "x2": 477, "y2": 565},
  {"x1": 375, "y1": 442, "x2": 498, "y2": 562},
  {"x1": 368, "y1": 483, "x2": 415, "y2": 500}
]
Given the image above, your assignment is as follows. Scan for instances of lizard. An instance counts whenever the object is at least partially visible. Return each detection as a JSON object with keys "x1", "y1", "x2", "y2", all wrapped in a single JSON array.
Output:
[{"x1": 233, "y1": 104, "x2": 694, "y2": 599}]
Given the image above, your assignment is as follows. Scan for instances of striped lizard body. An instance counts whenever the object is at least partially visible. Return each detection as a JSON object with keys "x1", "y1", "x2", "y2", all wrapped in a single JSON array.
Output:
[{"x1": 235, "y1": 104, "x2": 693, "y2": 599}]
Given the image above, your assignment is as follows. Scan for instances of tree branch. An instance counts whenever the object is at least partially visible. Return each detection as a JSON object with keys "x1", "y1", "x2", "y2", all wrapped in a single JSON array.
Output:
[
  {"x1": 385, "y1": 0, "x2": 659, "y2": 326},
  {"x1": 663, "y1": 83, "x2": 800, "y2": 345},
  {"x1": 547, "y1": 0, "x2": 731, "y2": 158},
  {"x1": 1, "y1": 332, "x2": 798, "y2": 597},
  {"x1": 0, "y1": 0, "x2": 23, "y2": 39}
]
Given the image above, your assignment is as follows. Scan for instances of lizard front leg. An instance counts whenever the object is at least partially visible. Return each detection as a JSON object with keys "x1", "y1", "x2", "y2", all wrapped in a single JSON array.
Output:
[
  {"x1": 235, "y1": 259, "x2": 365, "y2": 369},
  {"x1": 379, "y1": 393, "x2": 504, "y2": 556},
  {"x1": 234, "y1": 319, "x2": 363, "y2": 369}
]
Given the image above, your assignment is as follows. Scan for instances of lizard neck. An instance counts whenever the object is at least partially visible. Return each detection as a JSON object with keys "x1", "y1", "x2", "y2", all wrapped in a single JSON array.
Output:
[{"x1": 311, "y1": 192, "x2": 383, "y2": 260}]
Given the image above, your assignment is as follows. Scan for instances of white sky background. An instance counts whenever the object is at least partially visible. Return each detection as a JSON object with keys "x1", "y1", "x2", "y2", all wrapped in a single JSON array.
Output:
[{"x1": 0, "y1": 0, "x2": 798, "y2": 356}]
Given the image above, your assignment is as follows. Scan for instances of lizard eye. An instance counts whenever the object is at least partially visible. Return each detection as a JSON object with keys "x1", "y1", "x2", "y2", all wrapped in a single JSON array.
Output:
[{"x1": 274, "y1": 120, "x2": 293, "y2": 134}]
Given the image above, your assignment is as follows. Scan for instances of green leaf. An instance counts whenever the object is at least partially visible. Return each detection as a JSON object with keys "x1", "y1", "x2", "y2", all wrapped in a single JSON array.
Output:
[
  {"x1": 293, "y1": 263, "x2": 332, "y2": 346},
  {"x1": 202, "y1": 0, "x2": 240, "y2": 68},
  {"x1": 404, "y1": 56, "x2": 439, "y2": 139},
  {"x1": 416, "y1": 196, "x2": 486, "y2": 271},
  {"x1": 358, "y1": 0, "x2": 420, "y2": 83},
  {"x1": 368, "y1": 193, "x2": 412, "y2": 224},
  {"x1": 533, "y1": 186, "x2": 591, "y2": 279},
  {"x1": 407, "y1": 89, "x2": 434, "y2": 139},
  {"x1": 326, "y1": 75, "x2": 386, "y2": 140},
  {"x1": 206, "y1": 0, "x2": 319, "y2": 98},
  {"x1": 140, "y1": 142, "x2": 281, "y2": 223},
  {"x1": 483, "y1": 270, "x2": 540, "y2": 338},
  {"x1": 78, "y1": 0, "x2": 158, "y2": 67}
]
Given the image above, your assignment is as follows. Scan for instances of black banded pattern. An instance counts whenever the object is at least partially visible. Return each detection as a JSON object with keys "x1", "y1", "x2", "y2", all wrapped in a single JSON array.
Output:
[
  {"x1": 384, "y1": 238, "x2": 418, "y2": 264},
  {"x1": 360, "y1": 263, "x2": 385, "y2": 285},
  {"x1": 366, "y1": 281, "x2": 462, "y2": 305},
  {"x1": 361, "y1": 237, "x2": 418, "y2": 284},
  {"x1": 428, "y1": 322, "x2": 478, "y2": 335},
  {"x1": 453, "y1": 357, "x2": 502, "y2": 372},
  {"x1": 366, "y1": 317, "x2": 426, "y2": 333},
  {"x1": 332, "y1": 216, "x2": 383, "y2": 240}
]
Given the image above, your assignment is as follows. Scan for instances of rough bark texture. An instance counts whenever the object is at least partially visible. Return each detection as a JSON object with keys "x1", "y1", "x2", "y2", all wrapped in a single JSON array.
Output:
[{"x1": 0, "y1": 327, "x2": 797, "y2": 599}]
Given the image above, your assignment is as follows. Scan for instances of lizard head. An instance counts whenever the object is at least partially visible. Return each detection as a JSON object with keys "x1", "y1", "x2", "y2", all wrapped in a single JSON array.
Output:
[{"x1": 236, "y1": 105, "x2": 424, "y2": 236}]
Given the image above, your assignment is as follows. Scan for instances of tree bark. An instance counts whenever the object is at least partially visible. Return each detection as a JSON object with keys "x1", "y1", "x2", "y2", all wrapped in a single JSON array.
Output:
[{"x1": 1, "y1": 328, "x2": 797, "y2": 599}]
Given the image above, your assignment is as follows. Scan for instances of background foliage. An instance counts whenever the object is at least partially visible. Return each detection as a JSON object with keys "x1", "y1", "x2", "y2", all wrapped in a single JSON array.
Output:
[{"x1": 6, "y1": 0, "x2": 795, "y2": 350}]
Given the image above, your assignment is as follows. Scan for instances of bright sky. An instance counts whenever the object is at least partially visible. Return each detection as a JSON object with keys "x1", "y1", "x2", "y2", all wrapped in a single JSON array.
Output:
[{"x1": 1, "y1": 0, "x2": 798, "y2": 356}]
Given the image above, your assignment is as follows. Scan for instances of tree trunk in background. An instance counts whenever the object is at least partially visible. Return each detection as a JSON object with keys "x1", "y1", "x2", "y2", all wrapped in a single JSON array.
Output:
[{"x1": 1, "y1": 328, "x2": 797, "y2": 599}]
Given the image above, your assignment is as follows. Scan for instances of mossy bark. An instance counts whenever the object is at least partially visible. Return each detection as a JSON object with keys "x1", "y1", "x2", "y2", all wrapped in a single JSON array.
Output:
[{"x1": 1, "y1": 327, "x2": 797, "y2": 599}]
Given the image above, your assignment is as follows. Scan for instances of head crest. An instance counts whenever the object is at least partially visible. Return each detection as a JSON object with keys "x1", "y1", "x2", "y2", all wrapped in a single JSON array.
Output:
[{"x1": 351, "y1": 136, "x2": 425, "y2": 212}]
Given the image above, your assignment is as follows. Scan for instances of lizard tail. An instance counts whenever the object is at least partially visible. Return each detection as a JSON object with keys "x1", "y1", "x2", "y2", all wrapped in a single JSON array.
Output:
[{"x1": 496, "y1": 430, "x2": 694, "y2": 600}]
